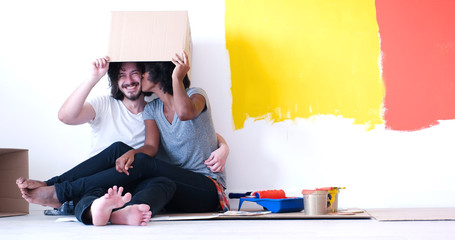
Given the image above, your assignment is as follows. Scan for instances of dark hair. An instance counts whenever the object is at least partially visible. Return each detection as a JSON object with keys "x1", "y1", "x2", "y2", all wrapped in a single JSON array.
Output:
[
  {"x1": 107, "y1": 62, "x2": 146, "y2": 100},
  {"x1": 143, "y1": 61, "x2": 190, "y2": 95}
]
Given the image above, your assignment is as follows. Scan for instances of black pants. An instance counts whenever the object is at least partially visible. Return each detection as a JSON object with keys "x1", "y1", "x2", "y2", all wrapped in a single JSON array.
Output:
[
  {"x1": 75, "y1": 176, "x2": 176, "y2": 225},
  {"x1": 47, "y1": 142, "x2": 220, "y2": 221}
]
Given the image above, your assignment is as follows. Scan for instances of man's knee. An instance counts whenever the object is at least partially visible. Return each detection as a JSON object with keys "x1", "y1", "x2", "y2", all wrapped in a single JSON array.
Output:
[{"x1": 109, "y1": 141, "x2": 131, "y2": 150}]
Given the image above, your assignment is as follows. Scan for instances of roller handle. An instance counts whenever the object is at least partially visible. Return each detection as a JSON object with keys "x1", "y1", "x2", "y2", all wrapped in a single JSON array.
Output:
[{"x1": 228, "y1": 192, "x2": 252, "y2": 199}]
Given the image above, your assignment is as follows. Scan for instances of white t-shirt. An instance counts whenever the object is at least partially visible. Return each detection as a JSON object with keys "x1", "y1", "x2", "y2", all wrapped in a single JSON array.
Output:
[{"x1": 87, "y1": 96, "x2": 145, "y2": 157}]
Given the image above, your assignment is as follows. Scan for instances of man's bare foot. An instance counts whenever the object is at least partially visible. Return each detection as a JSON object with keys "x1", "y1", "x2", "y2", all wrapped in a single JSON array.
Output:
[
  {"x1": 110, "y1": 204, "x2": 152, "y2": 226},
  {"x1": 16, "y1": 177, "x2": 46, "y2": 194},
  {"x1": 21, "y1": 185, "x2": 61, "y2": 209},
  {"x1": 90, "y1": 186, "x2": 132, "y2": 226}
]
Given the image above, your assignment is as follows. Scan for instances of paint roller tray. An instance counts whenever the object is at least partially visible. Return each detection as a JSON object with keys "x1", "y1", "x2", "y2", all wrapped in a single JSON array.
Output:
[{"x1": 238, "y1": 197, "x2": 304, "y2": 213}]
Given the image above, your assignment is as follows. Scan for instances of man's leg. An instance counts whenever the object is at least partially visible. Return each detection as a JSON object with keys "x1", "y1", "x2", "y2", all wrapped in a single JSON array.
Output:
[
  {"x1": 16, "y1": 142, "x2": 132, "y2": 193},
  {"x1": 46, "y1": 142, "x2": 133, "y2": 185},
  {"x1": 18, "y1": 142, "x2": 133, "y2": 207}
]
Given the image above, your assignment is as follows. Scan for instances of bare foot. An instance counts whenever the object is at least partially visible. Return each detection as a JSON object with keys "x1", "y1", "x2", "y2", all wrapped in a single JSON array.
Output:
[
  {"x1": 22, "y1": 186, "x2": 61, "y2": 209},
  {"x1": 90, "y1": 186, "x2": 132, "y2": 226},
  {"x1": 110, "y1": 204, "x2": 152, "y2": 226},
  {"x1": 16, "y1": 177, "x2": 46, "y2": 195}
]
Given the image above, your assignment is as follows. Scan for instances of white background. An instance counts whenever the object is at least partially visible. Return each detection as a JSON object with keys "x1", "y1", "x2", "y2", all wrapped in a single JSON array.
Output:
[{"x1": 1, "y1": 0, "x2": 454, "y2": 210}]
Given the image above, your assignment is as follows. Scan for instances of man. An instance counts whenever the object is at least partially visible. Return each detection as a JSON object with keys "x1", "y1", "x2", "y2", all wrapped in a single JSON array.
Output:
[
  {"x1": 17, "y1": 57, "x2": 229, "y2": 216},
  {"x1": 58, "y1": 57, "x2": 147, "y2": 158}
]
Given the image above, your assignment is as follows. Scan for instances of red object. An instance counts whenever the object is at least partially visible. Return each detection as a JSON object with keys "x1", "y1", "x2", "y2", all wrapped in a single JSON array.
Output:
[{"x1": 253, "y1": 189, "x2": 286, "y2": 199}]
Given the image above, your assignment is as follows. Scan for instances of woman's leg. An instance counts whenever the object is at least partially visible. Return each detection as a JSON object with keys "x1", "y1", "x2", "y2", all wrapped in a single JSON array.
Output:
[
  {"x1": 132, "y1": 153, "x2": 219, "y2": 213},
  {"x1": 121, "y1": 177, "x2": 176, "y2": 217},
  {"x1": 75, "y1": 186, "x2": 152, "y2": 226},
  {"x1": 46, "y1": 142, "x2": 132, "y2": 186},
  {"x1": 75, "y1": 188, "x2": 106, "y2": 225}
]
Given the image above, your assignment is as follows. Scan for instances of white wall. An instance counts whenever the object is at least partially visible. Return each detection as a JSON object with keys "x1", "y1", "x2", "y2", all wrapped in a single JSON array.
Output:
[{"x1": 1, "y1": 0, "x2": 454, "y2": 211}]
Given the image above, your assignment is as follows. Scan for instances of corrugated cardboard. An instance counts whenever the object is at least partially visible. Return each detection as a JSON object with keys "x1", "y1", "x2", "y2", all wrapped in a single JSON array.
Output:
[
  {"x1": 108, "y1": 11, "x2": 192, "y2": 63},
  {"x1": 367, "y1": 208, "x2": 455, "y2": 221},
  {"x1": 150, "y1": 211, "x2": 371, "y2": 221},
  {"x1": 0, "y1": 149, "x2": 29, "y2": 217}
]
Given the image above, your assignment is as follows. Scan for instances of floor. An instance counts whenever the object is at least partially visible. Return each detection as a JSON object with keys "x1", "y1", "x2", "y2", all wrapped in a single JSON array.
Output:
[{"x1": 1, "y1": 210, "x2": 455, "y2": 240}]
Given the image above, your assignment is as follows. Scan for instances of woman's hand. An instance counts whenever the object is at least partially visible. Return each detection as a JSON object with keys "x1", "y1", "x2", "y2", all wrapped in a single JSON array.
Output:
[
  {"x1": 115, "y1": 149, "x2": 136, "y2": 175},
  {"x1": 171, "y1": 51, "x2": 190, "y2": 81},
  {"x1": 204, "y1": 144, "x2": 229, "y2": 173}
]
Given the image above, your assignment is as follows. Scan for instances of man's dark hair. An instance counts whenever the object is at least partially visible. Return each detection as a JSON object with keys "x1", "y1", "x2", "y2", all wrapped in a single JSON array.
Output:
[
  {"x1": 107, "y1": 62, "x2": 146, "y2": 100},
  {"x1": 143, "y1": 61, "x2": 190, "y2": 95}
]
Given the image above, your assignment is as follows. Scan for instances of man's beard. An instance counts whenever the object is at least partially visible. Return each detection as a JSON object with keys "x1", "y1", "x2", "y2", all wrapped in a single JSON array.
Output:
[
  {"x1": 121, "y1": 82, "x2": 142, "y2": 101},
  {"x1": 124, "y1": 91, "x2": 142, "y2": 101}
]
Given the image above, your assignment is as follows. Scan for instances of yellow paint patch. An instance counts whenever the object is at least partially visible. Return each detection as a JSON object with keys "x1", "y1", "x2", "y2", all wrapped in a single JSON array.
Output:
[{"x1": 226, "y1": 0, "x2": 384, "y2": 130}]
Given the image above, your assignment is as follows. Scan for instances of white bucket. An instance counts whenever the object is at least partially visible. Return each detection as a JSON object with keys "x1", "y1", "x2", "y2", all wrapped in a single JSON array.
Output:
[{"x1": 302, "y1": 190, "x2": 328, "y2": 215}]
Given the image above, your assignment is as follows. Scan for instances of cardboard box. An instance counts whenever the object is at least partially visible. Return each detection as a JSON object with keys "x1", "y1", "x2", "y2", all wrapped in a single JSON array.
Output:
[
  {"x1": 108, "y1": 11, "x2": 192, "y2": 63},
  {"x1": 0, "y1": 148, "x2": 29, "y2": 217}
]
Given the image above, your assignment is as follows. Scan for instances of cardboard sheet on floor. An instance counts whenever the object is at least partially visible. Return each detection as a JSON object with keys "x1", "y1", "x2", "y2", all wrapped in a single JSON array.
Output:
[
  {"x1": 366, "y1": 208, "x2": 455, "y2": 221},
  {"x1": 151, "y1": 210, "x2": 371, "y2": 221}
]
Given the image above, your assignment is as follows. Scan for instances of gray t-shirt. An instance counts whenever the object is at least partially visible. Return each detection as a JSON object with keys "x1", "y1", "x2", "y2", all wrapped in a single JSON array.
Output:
[{"x1": 143, "y1": 87, "x2": 226, "y2": 187}]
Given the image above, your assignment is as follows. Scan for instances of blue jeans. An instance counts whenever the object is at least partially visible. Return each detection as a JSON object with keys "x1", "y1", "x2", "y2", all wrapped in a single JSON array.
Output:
[{"x1": 46, "y1": 142, "x2": 219, "y2": 214}]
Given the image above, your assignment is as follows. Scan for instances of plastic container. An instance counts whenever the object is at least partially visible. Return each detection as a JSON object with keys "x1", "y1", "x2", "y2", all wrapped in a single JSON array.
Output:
[
  {"x1": 316, "y1": 187, "x2": 345, "y2": 213},
  {"x1": 327, "y1": 188, "x2": 339, "y2": 213},
  {"x1": 301, "y1": 190, "x2": 328, "y2": 215},
  {"x1": 238, "y1": 197, "x2": 304, "y2": 213}
]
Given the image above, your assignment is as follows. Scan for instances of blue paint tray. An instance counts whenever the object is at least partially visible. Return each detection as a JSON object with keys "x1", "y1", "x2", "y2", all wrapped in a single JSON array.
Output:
[{"x1": 238, "y1": 197, "x2": 304, "y2": 213}]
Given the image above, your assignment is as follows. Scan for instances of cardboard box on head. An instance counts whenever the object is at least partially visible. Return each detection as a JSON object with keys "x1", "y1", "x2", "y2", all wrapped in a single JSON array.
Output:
[
  {"x1": 108, "y1": 11, "x2": 192, "y2": 68},
  {"x1": 0, "y1": 148, "x2": 29, "y2": 217}
]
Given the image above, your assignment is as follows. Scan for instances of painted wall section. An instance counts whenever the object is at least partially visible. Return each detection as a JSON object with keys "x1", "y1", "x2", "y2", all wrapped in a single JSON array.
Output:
[
  {"x1": 226, "y1": 0, "x2": 384, "y2": 130},
  {"x1": 376, "y1": 0, "x2": 455, "y2": 131}
]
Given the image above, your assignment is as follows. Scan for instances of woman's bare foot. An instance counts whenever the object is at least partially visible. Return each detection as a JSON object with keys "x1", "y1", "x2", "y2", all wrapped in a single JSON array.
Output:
[
  {"x1": 110, "y1": 204, "x2": 152, "y2": 226},
  {"x1": 21, "y1": 185, "x2": 61, "y2": 208},
  {"x1": 90, "y1": 186, "x2": 132, "y2": 226},
  {"x1": 16, "y1": 177, "x2": 46, "y2": 194}
]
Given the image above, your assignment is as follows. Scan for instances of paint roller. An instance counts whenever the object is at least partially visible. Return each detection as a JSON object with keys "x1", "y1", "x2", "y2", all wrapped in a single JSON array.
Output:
[{"x1": 229, "y1": 189, "x2": 286, "y2": 199}]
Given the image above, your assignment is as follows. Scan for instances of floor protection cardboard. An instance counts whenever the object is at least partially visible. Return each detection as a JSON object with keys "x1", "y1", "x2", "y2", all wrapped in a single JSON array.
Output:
[
  {"x1": 366, "y1": 208, "x2": 455, "y2": 221},
  {"x1": 151, "y1": 210, "x2": 371, "y2": 221}
]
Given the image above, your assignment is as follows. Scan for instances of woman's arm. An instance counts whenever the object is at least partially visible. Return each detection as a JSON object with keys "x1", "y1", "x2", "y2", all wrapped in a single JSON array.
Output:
[
  {"x1": 171, "y1": 51, "x2": 206, "y2": 121},
  {"x1": 115, "y1": 119, "x2": 160, "y2": 175},
  {"x1": 204, "y1": 133, "x2": 230, "y2": 173}
]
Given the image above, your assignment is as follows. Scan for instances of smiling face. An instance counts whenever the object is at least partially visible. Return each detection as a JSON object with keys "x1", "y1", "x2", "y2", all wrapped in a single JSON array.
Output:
[{"x1": 118, "y1": 62, "x2": 142, "y2": 101}]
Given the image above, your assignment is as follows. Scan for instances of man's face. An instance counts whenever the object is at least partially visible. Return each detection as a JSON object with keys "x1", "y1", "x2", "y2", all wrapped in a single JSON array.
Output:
[{"x1": 118, "y1": 62, "x2": 142, "y2": 101}]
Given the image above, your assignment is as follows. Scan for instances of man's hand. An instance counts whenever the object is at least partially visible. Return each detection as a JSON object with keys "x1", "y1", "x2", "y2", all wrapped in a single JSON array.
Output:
[
  {"x1": 91, "y1": 56, "x2": 110, "y2": 81},
  {"x1": 115, "y1": 149, "x2": 136, "y2": 175}
]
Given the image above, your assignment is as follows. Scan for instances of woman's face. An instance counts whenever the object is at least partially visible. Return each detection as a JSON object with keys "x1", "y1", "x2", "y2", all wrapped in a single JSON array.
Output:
[{"x1": 141, "y1": 71, "x2": 156, "y2": 93}]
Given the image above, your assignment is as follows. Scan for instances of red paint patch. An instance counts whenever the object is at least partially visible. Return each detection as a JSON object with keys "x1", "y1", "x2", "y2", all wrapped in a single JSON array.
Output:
[{"x1": 376, "y1": 0, "x2": 455, "y2": 131}]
